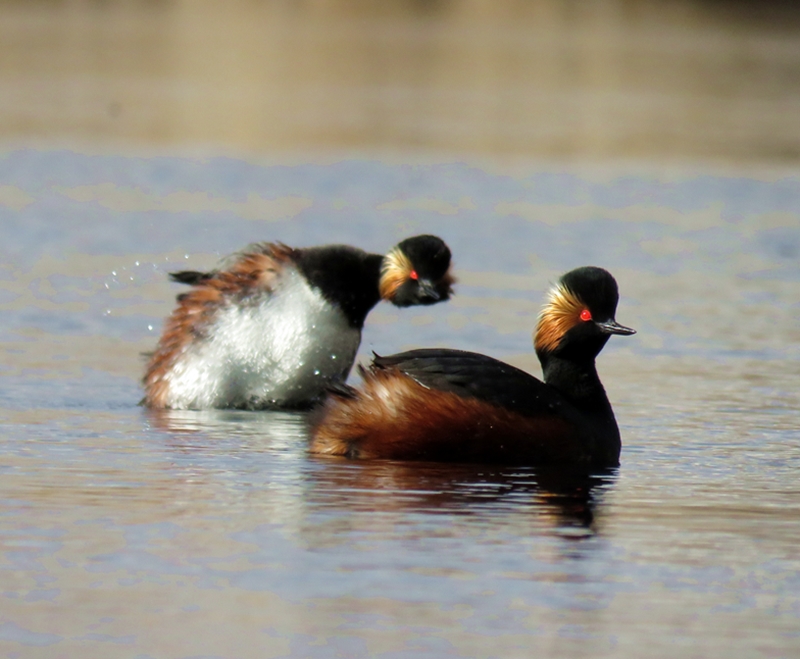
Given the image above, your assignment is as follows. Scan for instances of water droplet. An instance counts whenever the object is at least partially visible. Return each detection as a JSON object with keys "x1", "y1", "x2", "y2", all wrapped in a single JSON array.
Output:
[
  {"x1": 331, "y1": 354, "x2": 337, "y2": 360},
  {"x1": 314, "y1": 370, "x2": 320, "y2": 376},
  {"x1": 104, "y1": 283, "x2": 109, "y2": 289},
  {"x1": 184, "y1": 254, "x2": 189, "y2": 259},
  {"x1": 135, "y1": 261, "x2": 140, "y2": 266},
  {"x1": 147, "y1": 325, "x2": 153, "y2": 331},
  {"x1": 111, "y1": 271, "x2": 117, "y2": 276}
]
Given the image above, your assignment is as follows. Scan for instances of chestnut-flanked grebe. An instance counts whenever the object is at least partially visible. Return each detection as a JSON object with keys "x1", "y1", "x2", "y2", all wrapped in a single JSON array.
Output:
[
  {"x1": 142, "y1": 235, "x2": 454, "y2": 410},
  {"x1": 310, "y1": 266, "x2": 634, "y2": 467}
]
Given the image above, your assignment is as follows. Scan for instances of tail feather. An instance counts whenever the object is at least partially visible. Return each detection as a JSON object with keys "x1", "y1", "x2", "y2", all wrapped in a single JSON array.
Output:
[
  {"x1": 169, "y1": 270, "x2": 213, "y2": 286},
  {"x1": 325, "y1": 380, "x2": 359, "y2": 400}
]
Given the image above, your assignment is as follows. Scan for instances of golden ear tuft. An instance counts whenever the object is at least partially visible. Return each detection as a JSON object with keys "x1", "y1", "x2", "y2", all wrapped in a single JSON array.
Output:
[
  {"x1": 534, "y1": 282, "x2": 585, "y2": 352},
  {"x1": 379, "y1": 247, "x2": 413, "y2": 301}
]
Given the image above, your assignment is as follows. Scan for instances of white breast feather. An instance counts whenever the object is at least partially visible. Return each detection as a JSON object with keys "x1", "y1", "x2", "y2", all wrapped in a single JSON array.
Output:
[{"x1": 164, "y1": 267, "x2": 360, "y2": 409}]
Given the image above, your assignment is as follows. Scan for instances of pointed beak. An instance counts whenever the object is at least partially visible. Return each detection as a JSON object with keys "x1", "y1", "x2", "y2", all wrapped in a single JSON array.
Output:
[
  {"x1": 596, "y1": 318, "x2": 636, "y2": 336},
  {"x1": 417, "y1": 279, "x2": 441, "y2": 301}
]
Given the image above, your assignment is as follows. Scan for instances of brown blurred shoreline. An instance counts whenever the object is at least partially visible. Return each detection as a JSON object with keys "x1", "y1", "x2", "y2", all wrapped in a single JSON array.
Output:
[{"x1": 1, "y1": 0, "x2": 799, "y2": 165}]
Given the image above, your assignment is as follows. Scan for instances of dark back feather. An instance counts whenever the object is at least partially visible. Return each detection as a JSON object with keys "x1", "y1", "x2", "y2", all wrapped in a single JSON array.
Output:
[{"x1": 372, "y1": 349, "x2": 578, "y2": 422}]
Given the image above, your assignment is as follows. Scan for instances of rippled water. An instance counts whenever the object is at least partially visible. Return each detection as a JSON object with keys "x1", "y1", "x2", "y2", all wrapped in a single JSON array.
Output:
[
  {"x1": 1, "y1": 151, "x2": 798, "y2": 658},
  {"x1": 2, "y1": 0, "x2": 800, "y2": 656}
]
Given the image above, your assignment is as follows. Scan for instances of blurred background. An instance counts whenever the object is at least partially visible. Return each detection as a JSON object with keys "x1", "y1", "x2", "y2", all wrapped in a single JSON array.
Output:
[
  {"x1": 2, "y1": 3, "x2": 800, "y2": 659},
  {"x1": 2, "y1": 0, "x2": 799, "y2": 164}
]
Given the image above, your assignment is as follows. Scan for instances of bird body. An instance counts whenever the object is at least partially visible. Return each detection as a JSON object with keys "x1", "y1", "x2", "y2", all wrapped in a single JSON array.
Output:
[
  {"x1": 310, "y1": 266, "x2": 634, "y2": 467},
  {"x1": 152, "y1": 264, "x2": 359, "y2": 410},
  {"x1": 142, "y1": 236, "x2": 454, "y2": 410}
]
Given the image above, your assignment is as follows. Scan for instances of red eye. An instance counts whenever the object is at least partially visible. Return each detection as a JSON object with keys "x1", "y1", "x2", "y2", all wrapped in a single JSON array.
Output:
[
  {"x1": 580, "y1": 309, "x2": 592, "y2": 322},
  {"x1": 409, "y1": 270, "x2": 419, "y2": 280}
]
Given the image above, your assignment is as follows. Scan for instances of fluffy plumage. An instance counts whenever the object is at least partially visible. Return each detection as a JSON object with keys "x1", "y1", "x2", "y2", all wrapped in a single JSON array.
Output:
[{"x1": 142, "y1": 236, "x2": 454, "y2": 410}]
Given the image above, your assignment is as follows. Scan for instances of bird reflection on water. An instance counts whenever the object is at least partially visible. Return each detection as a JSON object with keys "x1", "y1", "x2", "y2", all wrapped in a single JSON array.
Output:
[
  {"x1": 144, "y1": 408, "x2": 616, "y2": 541},
  {"x1": 144, "y1": 407, "x2": 309, "y2": 452},
  {"x1": 305, "y1": 460, "x2": 616, "y2": 540}
]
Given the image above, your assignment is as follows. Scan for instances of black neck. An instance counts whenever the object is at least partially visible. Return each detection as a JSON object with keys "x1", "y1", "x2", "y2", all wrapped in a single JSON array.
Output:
[
  {"x1": 539, "y1": 352, "x2": 621, "y2": 464},
  {"x1": 538, "y1": 351, "x2": 620, "y2": 442},
  {"x1": 293, "y1": 246, "x2": 384, "y2": 329}
]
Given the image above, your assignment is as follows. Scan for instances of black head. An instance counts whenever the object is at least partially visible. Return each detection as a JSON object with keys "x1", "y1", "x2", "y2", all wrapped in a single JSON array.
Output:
[
  {"x1": 534, "y1": 266, "x2": 635, "y2": 362},
  {"x1": 379, "y1": 235, "x2": 455, "y2": 307}
]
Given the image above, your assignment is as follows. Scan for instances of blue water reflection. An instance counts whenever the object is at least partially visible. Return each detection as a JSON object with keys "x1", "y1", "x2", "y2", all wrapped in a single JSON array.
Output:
[{"x1": 1, "y1": 150, "x2": 799, "y2": 657}]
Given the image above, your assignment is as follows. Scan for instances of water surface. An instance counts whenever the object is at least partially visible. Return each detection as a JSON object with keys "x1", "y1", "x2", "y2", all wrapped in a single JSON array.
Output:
[
  {"x1": 1, "y1": 1, "x2": 800, "y2": 657},
  {"x1": 1, "y1": 151, "x2": 798, "y2": 658}
]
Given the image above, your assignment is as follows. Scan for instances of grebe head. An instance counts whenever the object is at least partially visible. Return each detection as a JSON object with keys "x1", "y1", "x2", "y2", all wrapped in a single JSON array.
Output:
[
  {"x1": 379, "y1": 235, "x2": 455, "y2": 307},
  {"x1": 534, "y1": 266, "x2": 635, "y2": 361}
]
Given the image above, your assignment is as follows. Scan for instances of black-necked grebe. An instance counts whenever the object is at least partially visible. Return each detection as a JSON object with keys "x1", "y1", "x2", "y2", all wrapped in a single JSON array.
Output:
[
  {"x1": 310, "y1": 266, "x2": 634, "y2": 467},
  {"x1": 142, "y1": 235, "x2": 454, "y2": 410}
]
